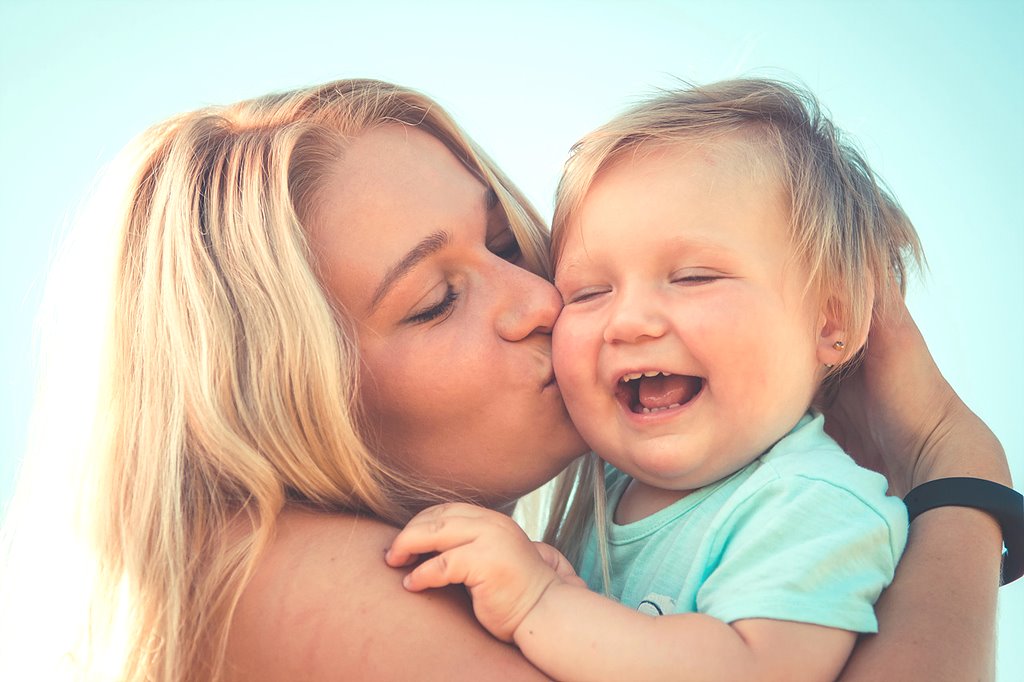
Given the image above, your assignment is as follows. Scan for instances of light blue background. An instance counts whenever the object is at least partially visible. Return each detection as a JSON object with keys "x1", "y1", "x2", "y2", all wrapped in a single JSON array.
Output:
[{"x1": 1, "y1": 1, "x2": 1021, "y2": 677}]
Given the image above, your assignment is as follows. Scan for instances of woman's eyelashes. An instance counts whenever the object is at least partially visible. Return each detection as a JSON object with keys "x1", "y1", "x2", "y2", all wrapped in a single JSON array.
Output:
[
  {"x1": 487, "y1": 227, "x2": 521, "y2": 263},
  {"x1": 483, "y1": 222, "x2": 524, "y2": 264},
  {"x1": 495, "y1": 242, "x2": 522, "y2": 263},
  {"x1": 405, "y1": 286, "x2": 459, "y2": 325}
]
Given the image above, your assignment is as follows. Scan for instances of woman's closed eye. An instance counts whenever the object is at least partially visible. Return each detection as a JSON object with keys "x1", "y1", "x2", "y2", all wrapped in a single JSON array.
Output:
[
  {"x1": 487, "y1": 228, "x2": 522, "y2": 263},
  {"x1": 405, "y1": 285, "x2": 459, "y2": 325}
]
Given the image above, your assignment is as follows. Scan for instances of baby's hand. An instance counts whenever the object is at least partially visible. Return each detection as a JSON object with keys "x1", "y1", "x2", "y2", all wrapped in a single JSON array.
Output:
[
  {"x1": 385, "y1": 503, "x2": 581, "y2": 642},
  {"x1": 533, "y1": 540, "x2": 586, "y2": 587}
]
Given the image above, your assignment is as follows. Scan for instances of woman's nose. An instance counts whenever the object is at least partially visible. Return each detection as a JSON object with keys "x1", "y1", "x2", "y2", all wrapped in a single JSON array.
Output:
[
  {"x1": 602, "y1": 287, "x2": 668, "y2": 344},
  {"x1": 495, "y1": 265, "x2": 562, "y2": 342}
]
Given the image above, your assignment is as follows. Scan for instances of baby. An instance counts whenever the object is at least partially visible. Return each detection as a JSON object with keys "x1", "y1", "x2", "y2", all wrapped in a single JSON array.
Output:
[{"x1": 387, "y1": 79, "x2": 919, "y2": 682}]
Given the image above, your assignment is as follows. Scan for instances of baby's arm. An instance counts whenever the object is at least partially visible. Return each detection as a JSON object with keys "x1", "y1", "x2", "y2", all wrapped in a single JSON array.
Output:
[
  {"x1": 387, "y1": 503, "x2": 854, "y2": 682},
  {"x1": 521, "y1": 590, "x2": 854, "y2": 682}
]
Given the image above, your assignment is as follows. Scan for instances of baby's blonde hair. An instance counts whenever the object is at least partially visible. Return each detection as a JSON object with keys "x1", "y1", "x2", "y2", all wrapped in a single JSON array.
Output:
[
  {"x1": 545, "y1": 77, "x2": 924, "y2": 572},
  {"x1": 554, "y1": 78, "x2": 923, "y2": 346},
  {"x1": 2, "y1": 79, "x2": 550, "y2": 681}
]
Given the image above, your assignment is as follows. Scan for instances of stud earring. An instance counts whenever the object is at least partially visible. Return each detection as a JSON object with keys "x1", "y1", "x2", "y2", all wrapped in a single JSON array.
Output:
[{"x1": 825, "y1": 340, "x2": 846, "y2": 369}]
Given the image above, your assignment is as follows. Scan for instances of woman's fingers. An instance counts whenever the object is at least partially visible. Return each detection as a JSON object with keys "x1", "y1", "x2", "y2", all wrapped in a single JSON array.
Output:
[{"x1": 824, "y1": 289, "x2": 1010, "y2": 494}]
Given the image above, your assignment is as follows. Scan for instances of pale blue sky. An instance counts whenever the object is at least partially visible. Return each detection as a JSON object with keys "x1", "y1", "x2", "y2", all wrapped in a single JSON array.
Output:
[{"x1": 1, "y1": 1, "x2": 1021, "y2": 677}]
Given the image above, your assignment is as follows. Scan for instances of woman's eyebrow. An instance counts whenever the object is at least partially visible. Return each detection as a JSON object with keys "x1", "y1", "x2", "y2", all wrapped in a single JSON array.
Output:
[{"x1": 369, "y1": 230, "x2": 451, "y2": 312}]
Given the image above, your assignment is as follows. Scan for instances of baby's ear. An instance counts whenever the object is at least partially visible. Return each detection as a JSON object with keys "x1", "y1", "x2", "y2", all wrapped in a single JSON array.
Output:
[{"x1": 816, "y1": 292, "x2": 870, "y2": 369}]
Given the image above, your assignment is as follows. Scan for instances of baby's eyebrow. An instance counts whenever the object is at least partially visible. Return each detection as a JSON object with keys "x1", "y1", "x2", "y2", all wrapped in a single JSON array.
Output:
[
  {"x1": 552, "y1": 258, "x2": 589, "y2": 288},
  {"x1": 369, "y1": 230, "x2": 451, "y2": 312}
]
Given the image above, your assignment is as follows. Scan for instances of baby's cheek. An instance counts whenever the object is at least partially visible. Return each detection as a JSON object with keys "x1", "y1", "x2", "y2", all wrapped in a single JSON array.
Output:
[
  {"x1": 551, "y1": 315, "x2": 604, "y2": 431},
  {"x1": 551, "y1": 314, "x2": 591, "y2": 379}
]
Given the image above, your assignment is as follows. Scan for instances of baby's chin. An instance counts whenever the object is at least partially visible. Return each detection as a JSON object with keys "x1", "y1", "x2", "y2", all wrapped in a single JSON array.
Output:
[{"x1": 613, "y1": 427, "x2": 779, "y2": 490}]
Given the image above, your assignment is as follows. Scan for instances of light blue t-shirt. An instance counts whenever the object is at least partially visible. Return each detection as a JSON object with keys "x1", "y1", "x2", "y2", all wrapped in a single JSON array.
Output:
[{"x1": 577, "y1": 412, "x2": 908, "y2": 633}]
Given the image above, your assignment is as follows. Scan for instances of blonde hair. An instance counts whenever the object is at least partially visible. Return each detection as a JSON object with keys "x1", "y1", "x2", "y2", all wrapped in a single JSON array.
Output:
[
  {"x1": 1, "y1": 79, "x2": 550, "y2": 681},
  {"x1": 544, "y1": 77, "x2": 924, "y2": 574}
]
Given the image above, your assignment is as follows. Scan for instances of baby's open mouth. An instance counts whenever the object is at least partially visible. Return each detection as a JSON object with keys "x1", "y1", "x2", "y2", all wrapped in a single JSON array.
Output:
[{"x1": 615, "y1": 371, "x2": 704, "y2": 414}]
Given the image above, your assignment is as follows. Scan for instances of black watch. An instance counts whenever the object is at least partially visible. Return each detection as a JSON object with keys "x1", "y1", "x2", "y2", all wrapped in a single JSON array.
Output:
[{"x1": 904, "y1": 477, "x2": 1024, "y2": 586}]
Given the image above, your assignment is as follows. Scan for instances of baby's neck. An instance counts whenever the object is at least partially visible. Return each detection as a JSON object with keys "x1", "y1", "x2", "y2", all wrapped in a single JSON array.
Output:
[
  {"x1": 611, "y1": 412, "x2": 816, "y2": 525},
  {"x1": 613, "y1": 479, "x2": 693, "y2": 525}
]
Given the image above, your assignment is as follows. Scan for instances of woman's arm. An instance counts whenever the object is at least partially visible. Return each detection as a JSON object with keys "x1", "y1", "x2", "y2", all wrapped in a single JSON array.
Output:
[
  {"x1": 841, "y1": 506, "x2": 1002, "y2": 681},
  {"x1": 822, "y1": 296, "x2": 1010, "y2": 681},
  {"x1": 225, "y1": 508, "x2": 551, "y2": 681}
]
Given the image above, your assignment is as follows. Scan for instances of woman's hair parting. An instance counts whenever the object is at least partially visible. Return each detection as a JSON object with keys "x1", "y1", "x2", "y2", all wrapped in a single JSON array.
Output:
[
  {"x1": 1, "y1": 79, "x2": 550, "y2": 682},
  {"x1": 545, "y1": 77, "x2": 924, "y2": 573}
]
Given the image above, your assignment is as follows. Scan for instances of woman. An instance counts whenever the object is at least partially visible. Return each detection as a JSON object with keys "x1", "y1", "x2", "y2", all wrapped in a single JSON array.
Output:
[{"x1": 0, "y1": 79, "x2": 1010, "y2": 681}]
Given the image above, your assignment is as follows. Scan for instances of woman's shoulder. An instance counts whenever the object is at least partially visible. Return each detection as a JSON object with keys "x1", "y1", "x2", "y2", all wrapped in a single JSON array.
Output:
[
  {"x1": 225, "y1": 506, "x2": 549, "y2": 681},
  {"x1": 267, "y1": 505, "x2": 401, "y2": 564}
]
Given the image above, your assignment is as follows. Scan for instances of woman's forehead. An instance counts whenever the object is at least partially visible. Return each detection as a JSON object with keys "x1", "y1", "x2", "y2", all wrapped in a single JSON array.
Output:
[
  {"x1": 306, "y1": 125, "x2": 492, "y2": 312},
  {"x1": 324, "y1": 125, "x2": 486, "y2": 230}
]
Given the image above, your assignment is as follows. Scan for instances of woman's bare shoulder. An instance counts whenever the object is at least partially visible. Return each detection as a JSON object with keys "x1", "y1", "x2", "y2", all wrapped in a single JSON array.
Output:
[{"x1": 225, "y1": 507, "x2": 549, "y2": 681}]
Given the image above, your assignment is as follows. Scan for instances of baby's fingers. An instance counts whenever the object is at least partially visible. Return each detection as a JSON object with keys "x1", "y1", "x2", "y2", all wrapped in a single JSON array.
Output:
[
  {"x1": 385, "y1": 509, "x2": 487, "y2": 567},
  {"x1": 401, "y1": 546, "x2": 475, "y2": 592}
]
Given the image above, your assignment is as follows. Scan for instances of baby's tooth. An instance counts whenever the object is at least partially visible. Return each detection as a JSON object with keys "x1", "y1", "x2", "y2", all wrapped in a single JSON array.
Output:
[{"x1": 643, "y1": 370, "x2": 659, "y2": 377}]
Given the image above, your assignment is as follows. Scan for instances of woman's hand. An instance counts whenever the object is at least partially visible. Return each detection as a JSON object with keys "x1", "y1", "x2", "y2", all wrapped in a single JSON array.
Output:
[
  {"x1": 821, "y1": 294, "x2": 1010, "y2": 495},
  {"x1": 386, "y1": 503, "x2": 584, "y2": 642}
]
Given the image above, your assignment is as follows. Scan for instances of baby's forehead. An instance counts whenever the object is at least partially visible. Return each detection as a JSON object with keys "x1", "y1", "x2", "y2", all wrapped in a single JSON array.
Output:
[
  {"x1": 551, "y1": 127, "x2": 793, "y2": 265},
  {"x1": 552, "y1": 135, "x2": 797, "y2": 271},
  {"x1": 586, "y1": 132, "x2": 789, "y2": 219},
  {"x1": 625, "y1": 130, "x2": 784, "y2": 181}
]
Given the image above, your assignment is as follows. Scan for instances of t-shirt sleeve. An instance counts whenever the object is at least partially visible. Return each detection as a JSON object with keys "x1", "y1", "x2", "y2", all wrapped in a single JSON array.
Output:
[{"x1": 695, "y1": 474, "x2": 908, "y2": 633}]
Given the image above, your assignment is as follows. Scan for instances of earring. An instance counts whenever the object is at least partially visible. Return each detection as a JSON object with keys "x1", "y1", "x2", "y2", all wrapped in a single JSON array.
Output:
[{"x1": 825, "y1": 340, "x2": 846, "y2": 369}]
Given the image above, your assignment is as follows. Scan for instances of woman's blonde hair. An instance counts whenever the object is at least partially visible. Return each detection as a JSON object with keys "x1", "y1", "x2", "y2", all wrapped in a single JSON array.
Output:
[
  {"x1": 544, "y1": 77, "x2": 924, "y2": 575},
  {"x1": 1, "y1": 79, "x2": 550, "y2": 681}
]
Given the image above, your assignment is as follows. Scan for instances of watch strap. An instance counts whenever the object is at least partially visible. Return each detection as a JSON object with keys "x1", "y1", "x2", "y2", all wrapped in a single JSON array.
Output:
[{"x1": 904, "y1": 477, "x2": 1023, "y2": 586}]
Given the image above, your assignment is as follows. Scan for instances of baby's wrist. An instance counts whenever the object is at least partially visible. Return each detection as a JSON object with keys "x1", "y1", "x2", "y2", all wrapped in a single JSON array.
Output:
[{"x1": 511, "y1": 577, "x2": 572, "y2": 648}]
